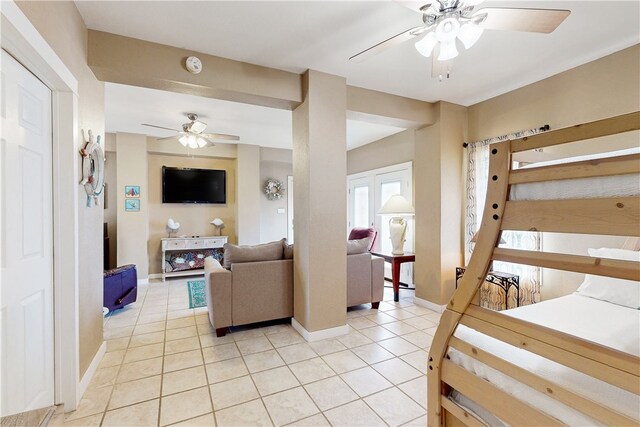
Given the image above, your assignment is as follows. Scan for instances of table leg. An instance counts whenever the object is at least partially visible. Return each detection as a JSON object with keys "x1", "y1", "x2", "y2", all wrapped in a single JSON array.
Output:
[{"x1": 392, "y1": 259, "x2": 401, "y2": 302}]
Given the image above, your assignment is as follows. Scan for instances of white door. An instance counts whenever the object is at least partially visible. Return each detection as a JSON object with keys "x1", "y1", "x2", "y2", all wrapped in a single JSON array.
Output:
[
  {"x1": 0, "y1": 50, "x2": 54, "y2": 416},
  {"x1": 287, "y1": 175, "x2": 294, "y2": 243},
  {"x1": 348, "y1": 176, "x2": 373, "y2": 233}
]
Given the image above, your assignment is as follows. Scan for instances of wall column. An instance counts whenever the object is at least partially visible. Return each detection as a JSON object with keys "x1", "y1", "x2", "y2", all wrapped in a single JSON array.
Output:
[
  {"x1": 236, "y1": 144, "x2": 261, "y2": 244},
  {"x1": 414, "y1": 102, "x2": 467, "y2": 308},
  {"x1": 116, "y1": 132, "x2": 149, "y2": 278},
  {"x1": 292, "y1": 70, "x2": 348, "y2": 339}
]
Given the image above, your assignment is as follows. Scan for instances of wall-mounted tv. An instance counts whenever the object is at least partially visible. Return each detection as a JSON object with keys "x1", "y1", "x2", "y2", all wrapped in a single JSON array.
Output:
[{"x1": 162, "y1": 166, "x2": 226, "y2": 204}]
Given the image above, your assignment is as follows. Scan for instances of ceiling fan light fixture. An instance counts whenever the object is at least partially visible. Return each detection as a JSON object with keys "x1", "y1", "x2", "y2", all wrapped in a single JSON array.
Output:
[
  {"x1": 463, "y1": 0, "x2": 484, "y2": 6},
  {"x1": 190, "y1": 121, "x2": 207, "y2": 134},
  {"x1": 178, "y1": 135, "x2": 188, "y2": 147},
  {"x1": 458, "y1": 22, "x2": 484, "y2": 49},
  {"x1": 196, "y1": 137, "x2": 207, "y2": 148},
  {"x1": 435, "y1": 17, "x2": 460, "y2": 42},
  {"x1": 415, "y1": 31, "x2": 438, "y2": 57},
  {"x1": 438, "y1": 40, "x2": 458, "y2": 61}
]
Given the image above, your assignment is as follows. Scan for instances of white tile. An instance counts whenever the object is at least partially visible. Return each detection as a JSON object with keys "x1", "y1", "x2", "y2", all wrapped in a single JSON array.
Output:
[
  {"x1": 340, "y1": 366, "x2": 393, "y2": 397},
  {"x1": 377, "y1": 337, "x2": 420, "y2": 356},
  {"x1": 308, "y1": 339, "x2": 346, "y2": 356},
  {"x1": 171, "y1": 413, "x2": 216, "y2": 426},
  {"x1": 117, "y1": 357, "x2": 163, "y2": 383},
  {"x1": 401, "y1": 331, "x2": 433, "y2": 349},
  {"x1": 347, "y1": 317, "x2": 378, "y2": 330},
  {"x1": 304, "y1": 376, "x2": 358, "y2": 411},
  {"x1": 108, "y1": 375, "x2": 161, "y2": 410},
  {"x1": 365, "y1": 387, "x2": 425, "y2": 427},
  {"x1": 321, "y1": 350, "x2": 366, "y2": 374},
  {"x1": 231, "y1": 328, "x2": 266, "y2": 342},
  {"x1": 236, "y1": 336, "x2": 274, "y2": 355},
  {"x1": 403, "y1": 316, "x2": 437, "y2": 330},
  {"x1": 102, "y1": 399, "x2": 159, "y2": 427},
  {"x1": 336, "y1": 331, "x2": 373, "y2": 349},
  {"x1": 266, "y1": 330, "x2": 305, "y2": 348},
  {"x1": 166, "y1": 316, "x2": 196, "y2": 330},
  {"x1": 285, "y1": 413, "x2": 330, "y2": 426},
  {"x1": 385, "y1": 309, "x2": 417, "y2": 320},
  {"x1": 365, "y1": 312, "x2": 397, "y2": 325},
  {"x1": 164, "y1": 336, "x2": 201, "y2": 355},
  {"x1": 400, "y1": 350, "x2": 428, "y2": 374},
  {"x1": 402, "y1": 414, "x2": 429, "y2": 426},
  {"x1": 382, "y1": 321, "x2": 418, "y2": 336},
  {"x1": 106, "y1": 337, "x2": 130, "y2": 352},
  {"x1": 205, "y1": 357, "x2": 249, "y2": 384},
  {"x1": 210, "y1": 375, "x2": 259, "y2": 410},
  {"x1": 133, "y1": 321, "x2": 165, "y2": 336},
  {"x1": 371, "y1": 358, "x2": 422, "y2": 385},
  {"x1": 323, "y1": 400, "x2": 386, "y2": 427},
  {"x1": 64, "y1": 386, "x2": 112, "y2": 421},
  {"x1": 164, "y1": 349, "x2": 203, "y2": 373},
  {"x1": 166, "y1": 325, "x2": 198, "y2": 341},
  {"x1": 160, "y1": 386, "x2": 212, "y2": 426},
  {"x1": 351, "y1": 343, "x2": 395, "y2": 364},
  {"x1": 129, "y1": 331, "x2": 165, "y2": 348},
  {"x1": 288, "y1": 357, "x2": 336, "y2": 385},
  {"x1": 359, "y1": 325, "x2": 396, "y2": 342},
  {"x1": 162, "y1": 365, "x2": 208, "y2": 396},
  {"x1": 202, "y1": 342, "x2": 240, "y2": 363},
  {"x1": 263, "y1": 387, "x2": 319, "y2": 426},
  {"x1": 123, "y1": 343, "x2": 164, "y2": 364},
  {"x1": 200, "y1": 332, "x2": 235, "y2": 347},
  {"x1": 252, "y1": 366, "x2": 299, "y2": 396},
  {"x1": 398, "y1": 376, "x2": 427, "y2": 408},
  {"x1": 277, "y1": 343, "x2": 317, "y2": 364},
  {"x1": 88, "y1": 366, "x2": 119, "y2": 389},
  {"x1": 243, "y1": 349, "x2": 286, "y2": 373},
  {"x1": 214, "y1": 399, "x2": 272, "y2": 427},
  {"x1": 99, "y1": 350, "x2": 125, "y2": 368}
]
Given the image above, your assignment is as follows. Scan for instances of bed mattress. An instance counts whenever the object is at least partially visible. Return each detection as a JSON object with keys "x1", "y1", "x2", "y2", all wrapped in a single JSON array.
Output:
[
  {"x1": 449, "y1": 294, "x2": 640, "y2": 425},
  {"x1": 509, "y1": 147, "x2": 640, "y2": 201}
]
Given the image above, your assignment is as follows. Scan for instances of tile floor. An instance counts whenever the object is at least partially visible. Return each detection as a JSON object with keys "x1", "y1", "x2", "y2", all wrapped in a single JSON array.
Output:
[{"x1": 51, "y1": 279, "x2": 440, "y2": 426}]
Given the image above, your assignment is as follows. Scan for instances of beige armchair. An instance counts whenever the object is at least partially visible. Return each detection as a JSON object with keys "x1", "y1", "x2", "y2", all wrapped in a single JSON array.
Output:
[{"x1": 204, "y1": 257, "x2": 293, "y2": 337}]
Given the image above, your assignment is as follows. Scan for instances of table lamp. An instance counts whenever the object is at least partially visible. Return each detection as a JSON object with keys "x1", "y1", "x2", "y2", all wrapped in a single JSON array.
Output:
[
  {"x1": 378, "y1": 194, "x2": 415, "y2": 255},
  {"x1": 210, "y1": 218, "x2": 225, "y2": 236}
]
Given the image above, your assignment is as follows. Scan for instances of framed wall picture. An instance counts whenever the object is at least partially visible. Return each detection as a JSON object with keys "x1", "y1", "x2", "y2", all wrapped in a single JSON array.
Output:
[
  {"x1": 125, "y1": 199, "x2": 140, "y2": 212},
  {"x1": 125, "y1": 185, "x2": 140, "y2": 198}
]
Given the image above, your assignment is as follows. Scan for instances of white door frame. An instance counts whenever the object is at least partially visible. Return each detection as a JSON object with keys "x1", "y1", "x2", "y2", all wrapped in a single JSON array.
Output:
[{"x1": 1, "y1": 1, "x2": 81, "y2": 410}]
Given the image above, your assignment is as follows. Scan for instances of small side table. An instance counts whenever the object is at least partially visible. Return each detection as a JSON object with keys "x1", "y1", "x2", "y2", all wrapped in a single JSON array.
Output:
[
  {"x1": 456, "y1": 267, "x2": 520, "y2": 310},
  {"x1": 370, "y1": 251, "x2": 415, "y2": 302}
]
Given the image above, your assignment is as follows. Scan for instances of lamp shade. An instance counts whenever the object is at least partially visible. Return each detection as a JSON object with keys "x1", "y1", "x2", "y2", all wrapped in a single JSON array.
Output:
[
  {"x1": 210, "y1": 218, "x2": 224, "y2": 227},
  {"x1": 378, "y1": 195, "x2": 415, "y2": 216}
]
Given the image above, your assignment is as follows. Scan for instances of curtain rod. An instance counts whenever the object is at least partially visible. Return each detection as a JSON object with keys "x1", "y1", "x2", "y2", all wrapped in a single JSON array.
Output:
[{"x1": 463, "y1": 124, "x2": 550, "y2": 148}]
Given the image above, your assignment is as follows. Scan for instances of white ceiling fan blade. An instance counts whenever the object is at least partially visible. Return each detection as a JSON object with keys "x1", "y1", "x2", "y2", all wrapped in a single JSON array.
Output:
[
  {"x1": 190, "y1": 120, "x2": 207, "y2": 134},
  {"x1": 141, "y1": 123, "x2": 180, "y2": 132},
  {"x1": 350, "y1": 25, "x2": 427, "y2": 62},
  {"x1": 200, "y1": 136, "x2": 216, "y2": 147},
  {"x1": 393, "y1": 0, "x2": 436, "y2": 14},
  {"x1": 154, "y1": 132, "x2": 187, "y2": 141},
  {"x1": 477, "y1": 8, "x2": 571, "y2": 33},
  {"x1": 201, "y1": 132, "x2": 240, "y2": 141}
]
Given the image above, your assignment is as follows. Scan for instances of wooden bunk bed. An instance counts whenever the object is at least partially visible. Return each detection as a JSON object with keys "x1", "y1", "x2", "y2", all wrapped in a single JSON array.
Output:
[{"x1": 427, "y1": 111, "x2": 640, "y2": 426}]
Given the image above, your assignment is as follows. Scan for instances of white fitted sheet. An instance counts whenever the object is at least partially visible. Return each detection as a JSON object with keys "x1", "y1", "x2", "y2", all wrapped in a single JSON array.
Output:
[
  {"x1": 449, "y1": 294, "x2": 640, "y2": 425},
  {"x1": 509, "y1": 147, "x2": 640, "y2": 201}
]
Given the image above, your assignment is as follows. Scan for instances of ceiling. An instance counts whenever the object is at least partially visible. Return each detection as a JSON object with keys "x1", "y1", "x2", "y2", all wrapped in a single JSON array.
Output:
[
  {"x1": 105, "y1": 83, "x2": 405, "y2": 150},
  {"x1": 80, "y1": 1, "x2": 639, "y2": 150}
]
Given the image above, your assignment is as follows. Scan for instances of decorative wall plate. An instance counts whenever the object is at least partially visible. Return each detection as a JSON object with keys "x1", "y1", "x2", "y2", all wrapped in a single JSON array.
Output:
[{"x1": 79, "y1": 129, "x2": 105, "y2": 207}]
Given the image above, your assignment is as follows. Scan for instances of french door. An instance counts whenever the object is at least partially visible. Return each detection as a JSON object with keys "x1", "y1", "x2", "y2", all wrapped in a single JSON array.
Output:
[{"x1": 348, "y1": 162, "x2": 413, "y2": 285}]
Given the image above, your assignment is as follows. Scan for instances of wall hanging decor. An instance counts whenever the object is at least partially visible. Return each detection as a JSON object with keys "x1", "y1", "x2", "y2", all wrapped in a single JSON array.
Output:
[
  {"x1": 79, "y1": 129, "x2": 105, "y2": 207},
  {"x1": 125, "y1": 185, "x2": 140, "y2": 198},
  {"x1": 264, "y1": 178, "x2": 285, "y2": 200},
  {"x1": 125, "y1": 199, "x2": 140, "y2": 212}
]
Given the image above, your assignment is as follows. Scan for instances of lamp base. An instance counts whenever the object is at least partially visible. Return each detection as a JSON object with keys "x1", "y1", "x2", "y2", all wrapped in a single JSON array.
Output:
[{"x1": 389, "y1": 217, "x2": 407, "y2": 255}]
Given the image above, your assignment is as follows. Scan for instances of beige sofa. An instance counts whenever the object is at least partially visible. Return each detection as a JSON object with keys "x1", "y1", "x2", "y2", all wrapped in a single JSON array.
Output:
[{"x1": 204, "y1": 245, "x2": 384, "y2": 337}]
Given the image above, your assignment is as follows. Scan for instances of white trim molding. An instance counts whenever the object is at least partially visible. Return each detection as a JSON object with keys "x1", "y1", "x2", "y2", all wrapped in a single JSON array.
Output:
[
  {"x1": 413, "y1": 296, "x2": 446, "y2": 313},
  {"x1": 292, "y1": 318, "x2": 350, "y2": 342},
  {"x1": 77, "y1": 341, "x2": 105, "y2": 403}
]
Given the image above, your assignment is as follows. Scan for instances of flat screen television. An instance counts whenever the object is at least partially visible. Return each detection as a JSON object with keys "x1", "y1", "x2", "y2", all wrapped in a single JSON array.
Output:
[{"x1": 162, "y1": 166, "x2": 226, "y2": 204}]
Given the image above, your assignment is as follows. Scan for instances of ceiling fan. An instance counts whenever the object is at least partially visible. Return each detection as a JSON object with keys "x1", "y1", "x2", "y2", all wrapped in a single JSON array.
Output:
[
  {"x1": 142, "y1": 113, "x2": 240, "y2": 149},
  {"x1": 350, "y1": 0, "x2": 570, "y2": 79}
]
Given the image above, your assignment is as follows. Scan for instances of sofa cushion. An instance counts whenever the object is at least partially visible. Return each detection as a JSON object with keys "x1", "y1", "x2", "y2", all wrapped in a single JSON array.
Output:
[
  {"x1": 347, "y1": 238, "x2": 370, "y2": 255},
  {"x1": 223, "y1": 238, "x2": 285, "y2": 269},
  {"x1": 348, "y1": 227, "x2": 377, "y2": 251},
  {"x1": 283, "y1": 241, "x2": 294, "y2": 259}
]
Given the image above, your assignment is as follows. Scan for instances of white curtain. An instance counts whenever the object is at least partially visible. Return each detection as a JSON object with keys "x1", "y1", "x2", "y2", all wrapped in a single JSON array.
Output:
[{"x1": 464, "y1": 127, "x2": 547, "y2": 308}]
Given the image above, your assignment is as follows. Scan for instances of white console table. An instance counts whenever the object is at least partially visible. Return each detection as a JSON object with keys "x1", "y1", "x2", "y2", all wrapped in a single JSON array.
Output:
[{"x1": 161, "y1": 236, "x2": 228, "y2": 281}]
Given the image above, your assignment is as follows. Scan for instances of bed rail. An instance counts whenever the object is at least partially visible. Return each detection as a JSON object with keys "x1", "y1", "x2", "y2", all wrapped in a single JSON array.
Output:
[{"x1": 428, "y1": 111, "x2": 640, "y2": 426}]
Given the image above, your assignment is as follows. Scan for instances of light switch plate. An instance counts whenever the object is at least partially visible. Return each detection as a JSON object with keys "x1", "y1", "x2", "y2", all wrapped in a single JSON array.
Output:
[{"x1": 277, "y1": 208, "x2": 285, "y2": 214}]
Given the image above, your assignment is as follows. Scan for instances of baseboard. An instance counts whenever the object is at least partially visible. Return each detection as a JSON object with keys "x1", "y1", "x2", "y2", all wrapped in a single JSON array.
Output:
[
  {"x1": 137, "y1": 278, "x2": 149, "y2": 285},
  {"x1": 292, "y1": 318, "x2": 350, "y2": 342},
  {"x1": 413, "y1": 296, "x2": 446, "y2": 313},
  {"x1": 148, "y1": 273, "x2": 162, "y2": 280},
  {"x1": 76, "y1": 340, "x2": 106, "y2": 404}
]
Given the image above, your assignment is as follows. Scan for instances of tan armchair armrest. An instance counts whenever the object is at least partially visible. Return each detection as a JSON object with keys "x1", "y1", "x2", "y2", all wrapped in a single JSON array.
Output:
[{"x1": 204, "y1": 257, "x2": 232, "y2": 335}]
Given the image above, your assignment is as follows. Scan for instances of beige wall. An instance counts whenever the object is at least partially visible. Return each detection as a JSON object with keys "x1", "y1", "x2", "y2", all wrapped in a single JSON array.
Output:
[
  {"x1": 260, "y1": 148, "x2": 292, "y2": 244},
  {"x1": 147, "y1": 154, "x2": 237, "y2": 275},
  {"x1": 116, "y1": 133, "x2": 149, "y2": 277},
  {"x1": 104, "y1": 150, "x2": 118, "y2": 269},
  {"x1": 17, "y1": 0, "x2": 106, "y2": 377},
  {"x1": 347, "y1": 129, "x2": 415, "y2": 175},
  {"x1": 236, "y1": 145, "x2": 261, "y2": 244},
  {"x1": 468, "y1": 45, "x2": 640, "y2": 300}
]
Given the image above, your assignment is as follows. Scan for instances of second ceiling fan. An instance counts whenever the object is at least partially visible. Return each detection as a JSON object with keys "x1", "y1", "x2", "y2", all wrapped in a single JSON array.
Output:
[
  {"x1": 143, "y1": 113, "x2": 240, "y2": 149},
  {"x1": 350, "y1": 0, "x2": 570, "y2": 79}
]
